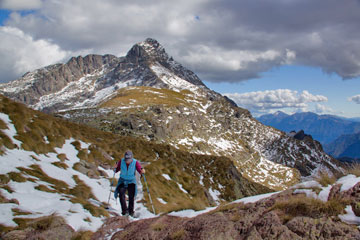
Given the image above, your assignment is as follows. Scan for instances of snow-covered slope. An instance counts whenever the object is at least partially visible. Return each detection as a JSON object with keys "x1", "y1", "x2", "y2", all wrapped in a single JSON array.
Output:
[{"x1": 0, "y1": 96, "x2": 268, "y2": 233}]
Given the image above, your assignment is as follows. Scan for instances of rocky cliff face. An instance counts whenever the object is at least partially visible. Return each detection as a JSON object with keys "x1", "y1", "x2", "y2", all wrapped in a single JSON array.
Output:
[{"x1": 0, "y1": 38, "x2": 342, "y2": 190}]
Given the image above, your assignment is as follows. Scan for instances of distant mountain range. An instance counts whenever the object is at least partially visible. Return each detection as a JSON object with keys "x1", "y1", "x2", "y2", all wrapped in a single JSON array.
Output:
[
  {"x1": 324, "y1": 132, "x2": 360, "y2": 160},
  {"x1": 257, "y1": 111, "x2": 360, "y2": 160},
  {"x1": 257, "y1": 111, "x2": 360, "y2": 144}
]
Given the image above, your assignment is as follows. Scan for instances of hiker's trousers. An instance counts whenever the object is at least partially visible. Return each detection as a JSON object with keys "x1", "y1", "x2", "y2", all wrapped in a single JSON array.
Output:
[{"x1": 119, "y1": 183, "x2": 136, "y2": 214}]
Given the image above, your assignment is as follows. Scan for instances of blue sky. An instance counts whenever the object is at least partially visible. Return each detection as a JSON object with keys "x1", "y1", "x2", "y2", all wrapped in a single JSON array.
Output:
[
  {"x1": 0, "y1": 0, "x2": 360, "y2": 118},
  {"x1": 0, "y1": 10, "x2": 10, "y2": 25},
  {"x1": 205, "y1": 65, "x2": 360, "y2": 117}
]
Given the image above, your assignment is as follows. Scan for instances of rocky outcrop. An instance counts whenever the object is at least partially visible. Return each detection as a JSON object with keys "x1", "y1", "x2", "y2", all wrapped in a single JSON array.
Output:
[
  {"x1": 98, "y1": 190, "x2": 360, "y2": 240},
  {"x1": 91, "y1": 216, "x2": 130, "y2": 240}
]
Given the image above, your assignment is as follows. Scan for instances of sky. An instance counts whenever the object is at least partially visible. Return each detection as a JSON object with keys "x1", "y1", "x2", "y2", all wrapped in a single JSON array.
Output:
[{"x1": 0, "y1": 0, "x2": 359, "y2": 117}]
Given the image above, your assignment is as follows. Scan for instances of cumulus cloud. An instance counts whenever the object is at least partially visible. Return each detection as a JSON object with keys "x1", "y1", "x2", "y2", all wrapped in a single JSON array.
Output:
[
  {"x1": 1, "y1": 0, "x2": 360, "y2": 82},
  {"x1": 349, "y1": 94, "x2": 360, "y2": 104},
  {"x1": 0, "y1": 0, "x2": 42, "y2": 10},
  {"x1": 0, "y1": 26, "x2": 69, "y2": 82},
  {"x1": 314, "y1": 103, "x2": 334, "y2": 114},
  {"x1": 224, "y1": 89, "x2": 328, "y2": 113}
]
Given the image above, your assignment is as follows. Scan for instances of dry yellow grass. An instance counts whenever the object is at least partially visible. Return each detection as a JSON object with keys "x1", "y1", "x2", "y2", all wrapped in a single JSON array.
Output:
[
  {"x1": 316, "y1": 172, "x2": 337, "y2": 187},
  {"x1": 272, "y1": 195, "x2": 346, "y2": 220},
  {"x1": 100, "y1": 86, "x2": 196, "y2": 109},
  {"x1": 345, "y1": 163, "x2": 360, "y2": 177}
]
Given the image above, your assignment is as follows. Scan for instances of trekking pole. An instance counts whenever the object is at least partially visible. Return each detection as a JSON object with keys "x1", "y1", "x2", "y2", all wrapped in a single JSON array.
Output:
[
  {"x1": 106, "y1": 170, "x2": 116, "y2": 209},
  {"x1": 143, "y1": 173, "x2": 156, "y2": 215}
]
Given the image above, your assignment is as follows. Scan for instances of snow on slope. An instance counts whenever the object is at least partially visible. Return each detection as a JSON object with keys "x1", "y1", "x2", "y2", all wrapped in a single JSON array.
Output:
[
  {"x1": 0, "y1": 112, "x2": 154, "y2": 231},
  {"x1": 150, "y1": 63, "x2": 202, "y2": 95},
  {"x1": 31, "y1": 69, "x2": 135, "y2": 111}
]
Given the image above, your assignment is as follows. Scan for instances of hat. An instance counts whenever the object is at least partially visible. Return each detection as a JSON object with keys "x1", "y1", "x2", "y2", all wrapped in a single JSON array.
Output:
[{"x1": 124, "y1": 150, "x2": 133, "y2": 160}]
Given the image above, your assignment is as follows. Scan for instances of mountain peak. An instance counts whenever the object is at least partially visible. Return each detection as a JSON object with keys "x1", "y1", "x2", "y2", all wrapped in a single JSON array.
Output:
[{"x1": 126, "y1": 38, "x2": 168, "y2": 63}]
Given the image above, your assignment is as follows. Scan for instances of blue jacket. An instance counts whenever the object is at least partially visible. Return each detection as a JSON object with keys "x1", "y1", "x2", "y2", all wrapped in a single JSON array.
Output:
[{"x1": 114, "y1": 158, "x2": 138, "y2": 199}]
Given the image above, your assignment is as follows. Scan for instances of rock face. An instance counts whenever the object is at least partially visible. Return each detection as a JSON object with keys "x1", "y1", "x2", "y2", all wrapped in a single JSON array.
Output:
[
  {"x1": 0, "y1": 38, "x2": 342, "y2": 190},
  {"x1": 91, "y1": 216, "x2": 130, "y2": 240},
  {"x1": 98, "y1": 190, "x2": 360, "y2": 240}
]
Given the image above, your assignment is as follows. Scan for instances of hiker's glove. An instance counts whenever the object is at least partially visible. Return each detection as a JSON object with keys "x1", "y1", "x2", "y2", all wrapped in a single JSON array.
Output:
[{"x1": 141, "y1": 169, "x2": 145, "y2": 174}]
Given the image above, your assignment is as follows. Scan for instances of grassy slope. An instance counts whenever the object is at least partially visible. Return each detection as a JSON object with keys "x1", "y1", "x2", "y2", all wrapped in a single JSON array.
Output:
[{"x1": 0, "y1": 95, "x2": 270, "y2": 233}]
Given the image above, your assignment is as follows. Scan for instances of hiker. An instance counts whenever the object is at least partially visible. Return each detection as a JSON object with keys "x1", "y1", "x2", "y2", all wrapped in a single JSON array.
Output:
[{"x1": 114, "y1": 150, "x2": 145, "y2": 216}]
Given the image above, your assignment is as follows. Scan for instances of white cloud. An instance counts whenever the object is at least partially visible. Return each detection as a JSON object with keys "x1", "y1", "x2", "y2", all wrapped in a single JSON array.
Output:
[
  {"x1": 349, "y1": 94, "x2": 360, "y2": 104},
  {"x1": 0, "y1": 0, "x2": 42, "y2": 10},
  {"x1": 224, "y1": 89, "x2": 328, "y2": 113},
  {"x1": 0, "y1": 26, "x2": 69, "y2": 82},
  {"x1": 314, "y1": 103, "x2": 334, "y2": 114}
]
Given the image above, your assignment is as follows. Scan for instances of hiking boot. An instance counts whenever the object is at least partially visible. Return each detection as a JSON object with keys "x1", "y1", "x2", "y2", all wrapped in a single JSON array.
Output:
[
  {"x1": 121, "y1": 210, "x2": 128, "y2": 216},
  {"x1": 129, "y1": 211, "x2": 135, "y2": 217}
]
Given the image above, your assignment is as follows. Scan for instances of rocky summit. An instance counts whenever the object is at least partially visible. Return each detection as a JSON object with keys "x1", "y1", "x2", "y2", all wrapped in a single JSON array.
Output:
[{"x1": 0, "y1": 38, "x2": 341, "y2": 191}]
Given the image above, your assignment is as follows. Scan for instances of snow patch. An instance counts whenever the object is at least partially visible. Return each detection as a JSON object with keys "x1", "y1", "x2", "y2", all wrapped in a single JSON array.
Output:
[
  {"x1": 337, "y1": 175, "x2": 360, "y2": 192},
  {"x1": 162, "y1": 174, "x2": 171, "y2": 181},
  {"x1": 339, "y1": 205, "x2": 360, "y2": 225},
  {"x1": 157, "y1": 198, "x2": 167, "y2": 204}
]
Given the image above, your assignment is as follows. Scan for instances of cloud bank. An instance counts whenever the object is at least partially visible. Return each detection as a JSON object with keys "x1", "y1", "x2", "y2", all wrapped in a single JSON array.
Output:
[
  {"x1": 225, "y1": 89, "x2": 328, "y2": 114},
  {"x1": 1, "y1": 0, "x2": 360, "y2": 82},
  {"x1": 0, "y1": 26, "x2": 68, "y2": 82}
]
